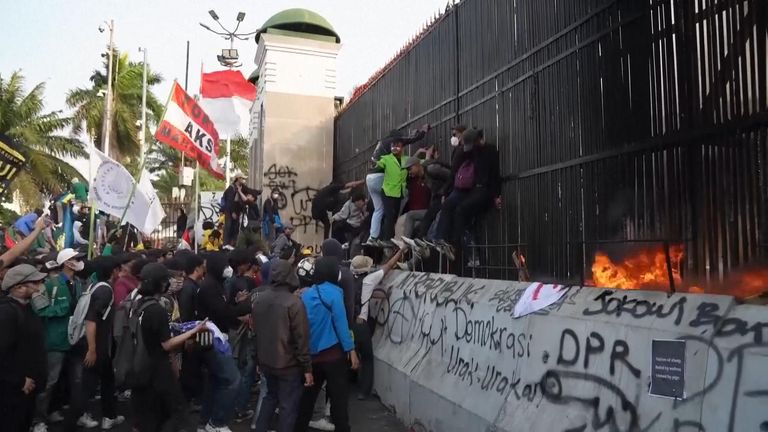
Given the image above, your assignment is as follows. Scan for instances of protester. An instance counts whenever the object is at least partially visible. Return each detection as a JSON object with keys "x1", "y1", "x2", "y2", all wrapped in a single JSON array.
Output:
[
  {"x1": 176, "y1": 208, "x2": 188, "y2": 239},
  {"x1": 130, "y1": 263, "x2": 208, "y2": 432},
  {"x1": 251, "y1": 259, "x2": 312, "y2": 432},
  {"x1": 311, "y1": 180, "x2": 365, "y2": 240},
  {"x1": 13, "y1": 209, "x2": 44, "y2": 240},
  {"x1": 321, "y1": 239, "x2": 355, "y2": 327},
  {"x1": 0, "y1": 216, "x2": 50, "y2": 271},
  {"x1": 196, "y1": 252, "x2": 250, "y2": 431},
  {"x1": 31, "y1": 249, "x2": 86, "y2": 431},
  {"x1": 401, "y1": 156, "x2": 431, "y2": 239},
  {"x1": 270, "y1": 224, "x2": 298, "y2": 258},
  {"x1": 331, "y1": 191, "x2": 368, "y2": 245},
  {"x1": 376, "y1": 137, "x2": 409, "y2": 245},
  {"x1": 113, "y1": 257, "x2": 146, "y2": 306},
  {"x1": 0, "y1": 264, "x2": 48, "y2": 431},
  {"x1": 295, "y1": 256, "x2": 359, "y2": 432},
  {"x1": 204, "y1": 229, "x2": 223, "y2": 251},
  {"x1": 261, "y1": 189, "x2": 283, "y2": 244},
  {"x1": 177, "y1": 253, "x2": 206, "y2": 405},
  {"x1": 414, "y1": 145, "x2": 452, "y2": 239},
  {"x1": 222, "y1": 173, "x2": 249, "y2": 246},
  {"x1": 349, "y1": 247, "x2": 405, "y2": 400},
  {"x1": 227, "y1": 249, "x2": 257, "y2": 422},
  {"x1": 237, "y1": 188, "x2": 263, "y2": 249}
]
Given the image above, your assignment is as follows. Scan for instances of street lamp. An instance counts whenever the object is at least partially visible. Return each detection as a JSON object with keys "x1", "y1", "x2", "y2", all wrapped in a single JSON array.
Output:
[
  {"x1": 100, "y1": 19, "x2": 115, "y2": 158},
  {"x1": 199, "y1": 9, "x2": 260, "y2": 68}
]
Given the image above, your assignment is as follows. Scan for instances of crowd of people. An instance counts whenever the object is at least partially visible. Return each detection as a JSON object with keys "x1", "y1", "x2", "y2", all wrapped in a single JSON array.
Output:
[{"x1": 0, "y1": 207, "x2": 404, "y2": 432}]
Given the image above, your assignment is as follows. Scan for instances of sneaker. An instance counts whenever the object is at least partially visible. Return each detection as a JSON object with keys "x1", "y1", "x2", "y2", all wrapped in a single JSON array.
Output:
[
  {"x1": 32, "y1": 422, "x2": 48, "y2": 432},
  {"x1": 49, "y1": 411, "x2": 65, "y2": 423},
  {"x1": 341, "y1": 242, "x2": 350, "y2": 250},
  {"x1": 205, "y1": 423, "x2": 233, "y2": 432},
  {"x1": 234, "y1": 409, "x2": 255, "y2": 422},
  {"x1": 101, "y1": 415, "x2": 125, "y2": 430},
  {"x1": 401, "y1": 236, "x2": 418, "y2": 249},
  {"x1": 362, "y1": 238, "x2": 379, "y2": 247},
  {"x1": 77, "y1": 413, "x2": 99, "y2": 428},
  {"x1": 309, "y1": 417, "x2": 336, "y2": 431}
]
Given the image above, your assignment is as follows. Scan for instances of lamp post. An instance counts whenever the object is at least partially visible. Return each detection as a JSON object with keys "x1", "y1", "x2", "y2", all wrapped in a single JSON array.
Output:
[
  {"x1": 199, "y1": 10, "x2": 260, "y2": 69},
  {"x1": 99, "y1": 19, "x2": 115, "y2": 158}
]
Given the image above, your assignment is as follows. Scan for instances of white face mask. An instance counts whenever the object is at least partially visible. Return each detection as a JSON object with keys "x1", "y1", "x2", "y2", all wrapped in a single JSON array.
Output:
[
  {"x1": 66, "y1": 261, "x2": 85, "y2": 272},
  {"x1": 450, "y1": 136, "x2": 460, "y2": 147},
  {"x1": 223, "y1": 266, "x2": 233, "y2": 279}
]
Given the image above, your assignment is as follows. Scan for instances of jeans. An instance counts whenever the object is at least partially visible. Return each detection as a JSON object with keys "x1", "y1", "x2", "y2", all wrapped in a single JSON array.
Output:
[
  {"x1": 295, "y1": 358, "x2": 351, "y2": 432},
  {"x1": 402, "y1": 209, "x2": 427, "y2": 239},
  {"x1": 366, "y1": 173, "x2": 385, "y2": 239},
  {"x1": 253, "y1": 371, "x2": 304, "y2": 432},
  {"x1": 63, "y1": 349, "x2": 116, "y2": 431},
  {"x1": 353, "y1": 321, "x2": 374, "y2": 397},
  {"x1": 381, "y1": 196, "x2": 401, "y2": 241},
  {"x1": 234, "y1": 353, "x2": 256, "y2": 413},
  {"x1": 201, "y1": 349, "x2": 241, "y2": 427},
  {"x1": 34, "y1": 351, "x2": 65, "y2": 422}
]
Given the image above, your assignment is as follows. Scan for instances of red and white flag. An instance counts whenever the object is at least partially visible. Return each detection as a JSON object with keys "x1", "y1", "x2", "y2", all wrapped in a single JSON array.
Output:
[
  {"x1": 200, "y1": 70, "x2": 257, "y2": 137},
  {"x1": 155, "y1": 82, "x2": 225, "y2": 179},
  {"x1": 513, "y1": 283, "x2": 567, "y2": 318}
]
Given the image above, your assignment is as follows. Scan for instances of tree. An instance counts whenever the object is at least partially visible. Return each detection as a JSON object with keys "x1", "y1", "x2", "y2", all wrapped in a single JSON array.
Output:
[
  {"x1": 67, "y1": 48, "x2": 164, "y2": 162},
  {"x1": 0, "y1": 71, "x2": 87, "y2": 207}
]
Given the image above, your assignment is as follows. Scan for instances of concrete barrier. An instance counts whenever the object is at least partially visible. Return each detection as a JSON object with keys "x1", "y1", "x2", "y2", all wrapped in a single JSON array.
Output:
[{"x1": 370, "y1": 271, "x2": 768, "y2": 432}]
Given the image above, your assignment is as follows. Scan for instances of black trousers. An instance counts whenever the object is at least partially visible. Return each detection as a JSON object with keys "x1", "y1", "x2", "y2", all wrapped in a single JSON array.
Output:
[
  {"x1": 63, "y1": 351, "x2": 117, "y2": 431},
  {"x1": 353, "y1": 321, "x2": 374, "y2": 397},
  {"x1": 131, "y1": 367, "x2": 189, "y2": 432},
  {"x1": 437, "y1": 188, "x2": 492, "y2": 247},
  {"x1": 0, "y1": 382, "x2": 35, "y2": 432},
  {"x1": 332, "y1": 220, "x2": 362, "y2": 245},
  {"x1": 381, "y1": 195, "x2": 401, "y2": 241},
  {"x1": 313, "y1": 211, "x2": 332, "y2": 240},
  {"x1": 294, "y1": 358, "x2": 350, "y2": 432},
  {"x1": 415, "y1": 195, "x2": 442, "y2": 239}
]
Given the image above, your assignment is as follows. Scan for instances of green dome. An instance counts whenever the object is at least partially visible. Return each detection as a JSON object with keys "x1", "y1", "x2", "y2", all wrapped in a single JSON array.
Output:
[{"x1": 257, "y1": 8, "x2": 340, "y2": 43}]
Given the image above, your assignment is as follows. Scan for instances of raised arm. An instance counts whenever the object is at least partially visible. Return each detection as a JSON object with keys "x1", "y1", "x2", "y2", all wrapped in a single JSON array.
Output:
[{"x1": 0, "y1": 216, "x2": 48, "y2": 270}]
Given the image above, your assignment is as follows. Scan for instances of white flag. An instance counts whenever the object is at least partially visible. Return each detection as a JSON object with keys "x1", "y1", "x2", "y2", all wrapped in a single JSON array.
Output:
[
  {"x1": 89, "y1": 149, "x2": 166, "y2": 235},
  {"x1": 513, "y1": 283, "x2": 567, "y2": 318}
]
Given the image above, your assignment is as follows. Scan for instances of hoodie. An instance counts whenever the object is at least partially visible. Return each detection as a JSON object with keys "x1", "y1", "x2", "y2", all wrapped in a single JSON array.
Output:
[
  {"x1": 197, "y1": 252, "x2": 251, "y2": 331},
  {"x1": 252, "y1": 260, "x2": 311, "y2": 374},
  {"x1": 301, "y1": 257, "x2": 354, "y2": 356},
  {"x1": 322, "y1": 239, "x2": 355, "y2": 327}
]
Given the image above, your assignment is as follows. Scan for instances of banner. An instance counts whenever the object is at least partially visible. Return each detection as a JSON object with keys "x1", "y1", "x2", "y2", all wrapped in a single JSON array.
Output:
[
  {"x1": 200, "y1": 69, "x2": 257, "y2": 137},
  {"x1": 89, "y1": 149, "x2": 166, "y2": 235},
  {"x1": 155, "y1": 82, "x2": 225, "y2": 179},
  {"x1": 513, "y1": 282, "x2": 567, "y2": 318},
  {"x1": 0, "y1": 134, "x2": 27, "y2": 199}
]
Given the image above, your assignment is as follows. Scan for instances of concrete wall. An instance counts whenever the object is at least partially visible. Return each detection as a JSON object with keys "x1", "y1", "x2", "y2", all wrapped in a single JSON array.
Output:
[
  {"x1": 371, "y1": 272, "x2": 768, "y2": 432},
  {"x1": 249, "y1": 33, "x2": 340, "y2": 252}
]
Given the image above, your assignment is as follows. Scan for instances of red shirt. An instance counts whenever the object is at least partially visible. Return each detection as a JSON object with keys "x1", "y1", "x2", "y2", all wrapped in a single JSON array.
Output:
[
  {"x1": 113, "y1": 274, "x2": 140, "y2": 306},
  {"x1": 407, "y1": 178, "x2": 431, "y2": 211}
]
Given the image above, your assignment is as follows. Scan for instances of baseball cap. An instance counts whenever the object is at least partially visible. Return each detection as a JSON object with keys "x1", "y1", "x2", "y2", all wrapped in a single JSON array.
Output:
[
  {"x1": 140, "y1": 262, "x2": 170, "y2": 282},
  {"x1": 350, "y1": 255, "x2": 374, "y2": 275},
  {"x1": 57, "y1": 248, "x2": 85, "y2": 265},
  {"x1": 2, "y1": 264, "x2": 47, "y2": 291},
  {"x1": 403, "y1": 156, "x2": 421, "y2": 169}
]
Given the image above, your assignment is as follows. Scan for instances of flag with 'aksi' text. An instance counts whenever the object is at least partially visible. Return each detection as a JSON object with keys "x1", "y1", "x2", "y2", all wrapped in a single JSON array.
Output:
[{"x1": 155, "y1": 82, "x2": 225, "y2": 179}]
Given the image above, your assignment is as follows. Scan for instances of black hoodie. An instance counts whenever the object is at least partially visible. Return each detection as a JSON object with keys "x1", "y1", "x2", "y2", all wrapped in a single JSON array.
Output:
[
  {"x1": 321, "y1": 239, "x2": 355, "y2": 327},
  {"x1": 197, "y1": 252, "x2": 251, "y2": 331}
]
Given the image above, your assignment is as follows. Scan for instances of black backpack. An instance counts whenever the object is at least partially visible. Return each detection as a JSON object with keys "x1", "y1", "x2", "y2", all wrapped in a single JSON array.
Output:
[{"x1": 114, "y1": 298, "x2": 157, "y2": 389}]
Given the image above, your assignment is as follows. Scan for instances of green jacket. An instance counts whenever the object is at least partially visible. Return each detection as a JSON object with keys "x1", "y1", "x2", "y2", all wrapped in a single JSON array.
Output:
[
  {"x1": 35, "y1": 273, "x2": 83, "y2": 352},
  {"x1": 377, "y1": 154, "x2": 408, "y2": 198}
]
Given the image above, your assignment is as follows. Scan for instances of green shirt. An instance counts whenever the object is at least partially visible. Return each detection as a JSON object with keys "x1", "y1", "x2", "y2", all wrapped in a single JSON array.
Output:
[
  {"x1": 102, "y1": 244, "x2": 113, "y2": 256},
  {"x1": 71, "y1": 181, "x2": 89, "y2": 202},
  {"x1": 376, "y1": 154, "x2": 408, "y2": 198}
]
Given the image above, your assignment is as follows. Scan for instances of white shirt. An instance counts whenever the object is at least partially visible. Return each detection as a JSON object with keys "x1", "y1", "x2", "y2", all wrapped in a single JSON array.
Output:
[{"x1": 359, "y1": 269, "x2": 385, "y2": 321}]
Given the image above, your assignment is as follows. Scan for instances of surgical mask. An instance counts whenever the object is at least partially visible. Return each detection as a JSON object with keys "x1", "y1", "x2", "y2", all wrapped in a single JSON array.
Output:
[
  {"x1": 223, "y1": 266, "x2": 233, "y2": 279},
  {"x1": 450, "y1": 136, "x2": 460, "y2": 147},
  {"x1": 66, "y1": 261, "x2": 85, "y2": 272}
]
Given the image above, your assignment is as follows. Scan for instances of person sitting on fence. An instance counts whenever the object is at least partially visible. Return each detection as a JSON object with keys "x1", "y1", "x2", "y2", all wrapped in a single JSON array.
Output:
[
  {"x1": 270, "y1": 224, "x2": 299, "y2": 259},
  {"x1": 400, "y1": 156, "x2": 431, "y2": 239},
  {"x1": 331, "y1": 191, "x2": 368, "y2": 246},
  {"x1": 413, "y1": 145, "x2": 452, "y2": 240},
  {"x1": 312, "y1": 180, "x2": 365, "y2": 240},
  {"x1": 434, "y1": 128, "x2": 502, "y2": 265},
  {"x1": 261, "y1": 189, "x2": 283, "y2": 245}
]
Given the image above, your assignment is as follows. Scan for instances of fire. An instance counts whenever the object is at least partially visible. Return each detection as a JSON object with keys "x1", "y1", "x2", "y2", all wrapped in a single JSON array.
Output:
[
  {"x1": 591, "y1": 245, "x2": 684, "y2": 290},
  {"x1": 590, "y1": 245, "x2": 768, "y2": 300}
]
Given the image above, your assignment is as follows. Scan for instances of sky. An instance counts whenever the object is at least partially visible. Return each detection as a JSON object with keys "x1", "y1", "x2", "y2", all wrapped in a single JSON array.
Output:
[{"x1": 0, "y1": 0, "x2": 451, "y2": 114}]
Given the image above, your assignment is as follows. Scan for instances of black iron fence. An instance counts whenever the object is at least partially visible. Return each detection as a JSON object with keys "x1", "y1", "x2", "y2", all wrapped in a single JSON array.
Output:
[{"x1": 334, "y1": 0, "x2": 768, "y2": 284}]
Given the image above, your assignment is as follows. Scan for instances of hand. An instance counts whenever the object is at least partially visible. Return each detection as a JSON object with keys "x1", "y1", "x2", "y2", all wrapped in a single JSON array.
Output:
[
  {"x1": 304, "y1": 372, "x2": 315, "y2": 387},
  {"x1": 349, "y1": 351, "x2": 360, "y2": 371},
  {"x1": 420, "y1": 123, "x2": 431, "y2": 132},
  {"x1": 34, "y1": 216, "x2": 47, "y2": 231},
  {"x1": 494, "y1": 196, "x2": 502, "y2": 210},
  {"x1": 235, "y1": 291, "x2": 250, "y2": 303},
  {"x1": 193, "y1": 318, "x2": 209, "y2": 333},
  {"x1": 22, "y1": 377, "x2": 35, "y2": 395},
  {"x1": 84, "y1": 349, "x2": 97, "y2": 368}
]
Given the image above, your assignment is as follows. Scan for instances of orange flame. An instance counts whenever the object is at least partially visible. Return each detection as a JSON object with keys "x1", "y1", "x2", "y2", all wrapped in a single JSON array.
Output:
[{"x1": 591, "y1": 245, "x2": 684, "y2": 290}]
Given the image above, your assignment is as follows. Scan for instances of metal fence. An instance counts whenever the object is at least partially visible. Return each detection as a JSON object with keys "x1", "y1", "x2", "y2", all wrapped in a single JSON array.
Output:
[{"x1": 334, "y1": 0, "x2": 768, "y2": 284}]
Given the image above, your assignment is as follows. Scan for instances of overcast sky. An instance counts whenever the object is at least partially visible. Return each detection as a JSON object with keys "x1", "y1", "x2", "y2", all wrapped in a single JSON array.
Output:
[{"x1": 1, "y1": 0, "x2": 451, "y2": 114}]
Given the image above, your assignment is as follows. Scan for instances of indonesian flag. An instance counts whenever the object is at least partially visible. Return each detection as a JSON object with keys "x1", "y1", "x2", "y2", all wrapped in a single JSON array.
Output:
[
  {"x1": 155, "y1": 82, "x2": 225, "y2": 179},
  {"x1": 199, "y1": 70, "x2": 257, "y2": 137}
]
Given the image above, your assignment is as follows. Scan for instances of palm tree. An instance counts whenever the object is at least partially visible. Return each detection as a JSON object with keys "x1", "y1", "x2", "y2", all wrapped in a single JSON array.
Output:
[
  {"x1": 67, "y1": 48, "x2": 164, "y2": 162},
  {"x1": 0, "y1": 71, "x2": 87, "y2": 207}
]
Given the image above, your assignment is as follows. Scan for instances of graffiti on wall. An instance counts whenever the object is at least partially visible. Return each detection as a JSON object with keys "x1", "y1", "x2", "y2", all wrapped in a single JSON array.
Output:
[
  {"x1": 263, "y1": 163, "x2": 321, "y2": 238},
  {"x1": 371, "y1": 273, "x2": 768, "y2": 432}
]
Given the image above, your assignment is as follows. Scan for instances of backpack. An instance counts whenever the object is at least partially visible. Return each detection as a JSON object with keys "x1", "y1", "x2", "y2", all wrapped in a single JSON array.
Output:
[
  {"x1": 454, "y1": 160, "x2": 476, "y2": 190},
  {"x1": 67, "y1": 282, "x2": 113, "y2": 345},
  {"x1": 114, "y1": 298, "x2": 157, "y2": 389},
  {"x1": 113, "y1": 289, "x2": 141, "y2": 340}
]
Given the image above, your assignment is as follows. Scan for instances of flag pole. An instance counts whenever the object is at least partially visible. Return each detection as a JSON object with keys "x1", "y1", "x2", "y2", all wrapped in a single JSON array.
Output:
[
  {"x1": 116, "y1": 78, "x2": 174, "y2": 231},
  {"x1": 87, "y1": 135, "x2": 97, "y2": 259},
  {"x1": 194, "y1": 161, "x2": 200, "y2": 253}
]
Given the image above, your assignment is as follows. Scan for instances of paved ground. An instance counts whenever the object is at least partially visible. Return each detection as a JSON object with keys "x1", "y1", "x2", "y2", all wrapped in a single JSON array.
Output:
[{"x1": 50, "y1": 389, "x2": 406, "y2": 431}]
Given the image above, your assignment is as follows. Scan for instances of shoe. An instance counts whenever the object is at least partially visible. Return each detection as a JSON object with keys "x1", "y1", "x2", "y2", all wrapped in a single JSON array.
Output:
[
  {"x1": 77, "y1": 413, "x2": 99, "y2": 428},
  {"x1": 396, "y1": 262, "x2": 409, "y2": 271},
  {"x1": 101, "y1": 415, "x2": 125, "y2": 430},
  {"x1": 391, "y1": 238, "x2": 406, "y2": 250},
  {"x1": 363, "y1": 238, "x2": 379, "y2": 247},
  {"x1": 341, "y1": 242, "x2": 350, "y2": 250},
  {"x1": 234, "y1": 409, "x2": 254, "y2": 422},
  {"x1": 32, "y1": 422, "x2": 48, "y2": 432},
  {"x1": 401, "y1": 236, "x2": 418, "y2": 249},
  {"x1": 49, "y1": 411, "x2": 65, "y2": 423},
  {"x1": 205, "y1": 423, "x2": 233, "y2": 432},
  {"x1": 117, "y1": 389, "x2": 131, "y2": 401},
  {"x1": 309, "y1": 417, "x2": 336, "y2": 431}
]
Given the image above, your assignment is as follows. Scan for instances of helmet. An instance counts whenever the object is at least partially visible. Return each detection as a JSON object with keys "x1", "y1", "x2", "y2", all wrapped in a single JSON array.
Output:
[{"x1": 296, "y1": 257, "x2": 315, "y2": 285}]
